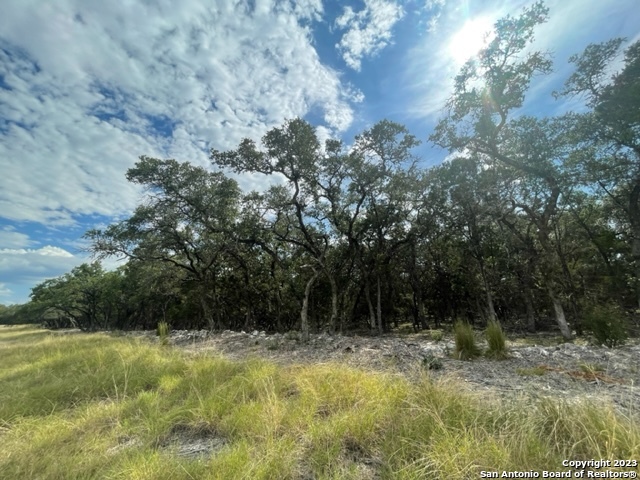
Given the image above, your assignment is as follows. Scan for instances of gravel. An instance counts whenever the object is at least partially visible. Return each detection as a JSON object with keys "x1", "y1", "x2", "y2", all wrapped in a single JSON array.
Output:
[{"x1": 130, "y1": 328, "x2": 640, "y2": 415}]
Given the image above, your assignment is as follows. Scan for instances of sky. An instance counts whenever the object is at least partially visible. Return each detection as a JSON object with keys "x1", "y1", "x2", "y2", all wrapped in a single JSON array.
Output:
[{"x1": 1, "y1": 0, "x2": 639, "y2": 305}]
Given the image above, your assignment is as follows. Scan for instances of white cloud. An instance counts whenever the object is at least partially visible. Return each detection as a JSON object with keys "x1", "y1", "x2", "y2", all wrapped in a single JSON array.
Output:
[
  {"x1": 421, "y1": 0, "x2": 446, "y2": 32},
  {"x1": 0, "y1": 245, "x2": 77, "y2": 281},
  {"x1": 0, "y1": 0, "x2": 357, "y2": 227},
  {"x1": 0, "y1": 244, "x2": 87, "y2": 303},
  {"x1": 0, "y1": 283, "x2": 12, "y2": 299},
  {"x1": 335, "y1": 0, "x2": 405, "y2": 71},
  {"x1": 0, "y1": 227, "x2": 35, "y2": 249}
]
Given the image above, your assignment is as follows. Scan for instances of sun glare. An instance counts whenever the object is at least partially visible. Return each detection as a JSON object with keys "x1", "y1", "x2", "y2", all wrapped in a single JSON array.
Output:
[{"x1": 448, "y1": 17, "x2": 494, "y2": 64}]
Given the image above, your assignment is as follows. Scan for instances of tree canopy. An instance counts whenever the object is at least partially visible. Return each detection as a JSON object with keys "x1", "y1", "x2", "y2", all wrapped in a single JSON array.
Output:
[{"x1": 8, "y1": 3, "x2": 638, "y2": 344}]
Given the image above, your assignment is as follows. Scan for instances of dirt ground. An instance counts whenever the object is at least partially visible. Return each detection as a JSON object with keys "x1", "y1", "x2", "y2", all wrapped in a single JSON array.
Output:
[{"x1": 132, "y1": 327, "x2": 640, "y2": 415}]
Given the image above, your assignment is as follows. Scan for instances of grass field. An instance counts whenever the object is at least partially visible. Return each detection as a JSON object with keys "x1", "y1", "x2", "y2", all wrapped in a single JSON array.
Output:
[{"x1": 1, "y1": 325, "x2": 639, "y2": 479}]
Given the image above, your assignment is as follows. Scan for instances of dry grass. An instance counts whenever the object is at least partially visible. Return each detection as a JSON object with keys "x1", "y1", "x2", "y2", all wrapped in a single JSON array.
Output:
[{"x1": 1, "y1": 325, "x2": 639, "y2": 479}]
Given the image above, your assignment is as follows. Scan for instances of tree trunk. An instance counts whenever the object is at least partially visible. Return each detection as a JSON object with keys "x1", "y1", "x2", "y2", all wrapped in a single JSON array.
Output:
[
  {"x1": 328, "y1": 273, "x2": 338, "y2": 333},
  {"x1": 525, "y1": 288, "x2": 536, "y2": 333},
  {"x1": 481, "y1": 276, "x2": 498, "y2": 322},
  {"x1": 630, "y1": 182, "x2": 640, "y2": 309},
  {"x1": 633, "y1": 234, "x2": 640, "y2": 310},
  {"x1": 364, "y1": 277, "x2": 376, "y2": 331},
  {"x1": 485, "y1": 289, "x2": 497, "y2": 323},
  {"x1": 548, "y1": 287, "x2": 572, "y2": 340},
  {"x1": 300, "y1": 270, "x2": 319, "y2": 342},
  {"x1": 201, "y1": 297, "x2": 214, "y2": 331},
  {"x1": 376, "y1": 275, "x2": 383, "y2": 335},
  {"x1": 409, "y1": 244, "x2": 427, "y2": 331},
  {"x1": 478, "y1": 258, "x2": 497, "y2": 323}
]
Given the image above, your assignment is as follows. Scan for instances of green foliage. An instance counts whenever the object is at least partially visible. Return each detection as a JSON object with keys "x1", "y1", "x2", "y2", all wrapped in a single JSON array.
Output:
[
  {"x1": 284, "y1": 330, "x2": 300, "y2": 341},
  {"x1": 421, "y1": 353, "x2": 443, "y2": 370},
  {"x1": 0, "y1": 303, "x2": 42, "y2": 325},
  {"x1": 29, "y1": 262, "x2": 123, "y2": 330},
  {"x1": 583, "y1": 304, "x2": 628, "y2": 347},
  {"x1": 430, "y1": 329, "x2": 444, "y2": 342},
  {"x1": 453, "y1": 321, "x2": 481, "y2": 360},
  {"x1": 9, "y1": 6, "x2": 638, "y2": 339},
  {"x1": 265, "y1": 338, "x2": 280, "y2": 351},
  {"x1": 157, "y1": 321, "x2": 170, "y2": 346},
  {"x1": 485, "y1": 320, "x2": 508, "y2": 359}
]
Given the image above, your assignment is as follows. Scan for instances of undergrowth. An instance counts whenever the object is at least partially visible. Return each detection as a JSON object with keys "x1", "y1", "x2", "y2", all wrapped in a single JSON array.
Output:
[
  {"x1": 157, "y1": 321, "x2": 170, "y2": 346},
  {"x1": 453, "y1": 321, "x2": 481, "y2": 360},
  {"x1": 1, "y1": 325, "x2": 638, "y2": 479},
  {"x1": 485, "y1": 320, "x2": 508, "y2": 359},
  {"x1": 583, "y1": 303, "x2": 628, "y2": 347}
]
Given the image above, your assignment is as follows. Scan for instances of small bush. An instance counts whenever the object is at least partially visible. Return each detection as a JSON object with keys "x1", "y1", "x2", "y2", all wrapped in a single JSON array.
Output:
[
  {"x1": 265, "y1": 339, "x2": 280, "y2": 351},
  {"x1": 430, "y1": 329, "x2": 444, "y2": 342},
  {"x1": 485, "y1": 320, "x2": 508, "y2": 359},
  {"x1": 421, "y1": 354, "x2": 443, "y2": 370},
  {"x1": 453, "y1": 321, "x2": 481, "y2": 360},
  {"x1": 157, "y1": 321, "x2": 170, "y2": 346},
  {"x1": 583, "y1": 304, "x2": 628, "y2": 348},
  {"x1": 284, "y1": 330, "x2": 300, "y2": 341}
]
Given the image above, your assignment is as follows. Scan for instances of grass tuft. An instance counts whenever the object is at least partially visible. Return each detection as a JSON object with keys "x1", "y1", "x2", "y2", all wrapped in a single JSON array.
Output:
[
  {"x1": 453, "y1": 321, "x2": 481, "y2": 360},
  {"x1": 157, "y1": 321, "x2": 170, "y2": 346},
  {"x1": 485, "y1": 320, "x2": 508, "y2": 359},
  {"x1": 1, "y1": 325, "x2": 639, "y2": 479},
  {"x1": 516, "y1": 366, "x2": 547, "y2": 376},
  {"x1": 430, "y1": 329, "x2": 444, "y2": 342}
]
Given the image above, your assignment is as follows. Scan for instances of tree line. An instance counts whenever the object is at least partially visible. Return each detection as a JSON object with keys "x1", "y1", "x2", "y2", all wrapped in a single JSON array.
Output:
[{"x1": 2, "y1": 3, "x2": 638, "y2": 342}]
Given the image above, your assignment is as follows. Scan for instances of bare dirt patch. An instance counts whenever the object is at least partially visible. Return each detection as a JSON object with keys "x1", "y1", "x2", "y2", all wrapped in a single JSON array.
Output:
[{"x1": 159, "y1": 424, "x2": 227, "y2": 459}]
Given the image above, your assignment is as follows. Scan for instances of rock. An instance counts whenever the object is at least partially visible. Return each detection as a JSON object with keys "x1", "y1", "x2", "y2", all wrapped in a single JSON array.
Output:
[{"x1": 131, "y1": 328, "x2": 640, "y2": 415}]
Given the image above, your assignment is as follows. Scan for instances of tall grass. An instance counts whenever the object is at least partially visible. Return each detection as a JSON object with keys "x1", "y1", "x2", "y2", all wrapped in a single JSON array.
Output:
[
  {"x1": 157, "y1": 321, "x2": 170, "y2": 346},
  {"x1": 453, "y1": 321, "x2": 481, "y2": 360},
  {"x1": 1, "y1": 325, "x2": 638, "y2": 479},
  {"x1": 485, "y1": 320, "x2": 508, "y2": 359}
]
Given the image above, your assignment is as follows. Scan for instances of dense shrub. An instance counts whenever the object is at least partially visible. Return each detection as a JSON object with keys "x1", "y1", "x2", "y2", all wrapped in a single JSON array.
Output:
[{"x1": 583, "y1": 304, "x2": 628, "y2": 348}]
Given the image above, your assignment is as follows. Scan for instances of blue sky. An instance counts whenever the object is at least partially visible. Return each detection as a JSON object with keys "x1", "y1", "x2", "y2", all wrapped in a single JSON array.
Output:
[{"x1": 1, "y1": 0, "x2": 639, "y2": 304}]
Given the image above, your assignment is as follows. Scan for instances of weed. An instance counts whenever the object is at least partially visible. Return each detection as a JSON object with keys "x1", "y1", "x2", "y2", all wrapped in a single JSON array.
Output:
[
  {"x1": 422, "y1": 354, "x2": 443, "y2": 370},
  {"x1": 265, "y1": 339, "x2": 280, "y2": 351},
  {"x1": 430, "y1": 329, "x2": 444, "y2": 342},
  {"x1": 485, "y1": 320, "x2": 508, "y2": 359},
  {"x1": 453, "y1": 321, "x2": 481, "y2": 360},
  {"x1": 578, "y1": 362, "x2": 605, "y2": 375},
  {"x1": 516, "y1": 366, "x2": 547, "y2": 376},
  {"x1": 285, "y1": 330, "x2": 300, "y2": 342},
  {"x1": 157, "y1": 321, "x2": 170, "y2": 346}
]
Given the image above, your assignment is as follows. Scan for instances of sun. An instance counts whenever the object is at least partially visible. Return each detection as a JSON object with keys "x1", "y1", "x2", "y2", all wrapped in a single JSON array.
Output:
[{"x1": 448, "y1": 16, "x2": 494, "y2": 64}]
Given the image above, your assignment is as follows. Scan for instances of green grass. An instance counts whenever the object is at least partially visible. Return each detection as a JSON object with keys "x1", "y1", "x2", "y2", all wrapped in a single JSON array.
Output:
[
  {"x1": 453, "y1": 321, "x2": 482, "y2": 360},
  {"x1": 516, "y1": 366, "x2": 548, "y2": 376},
  {"x1": 429, "y1": 329, "x2": 444, "y2": 342},
  {"x1": 1, "y1": 325, "x2": 639, "y2": 479},
  {"x1": 157, "y1": 321, "x2": 170, "y2": 346},
  {"x1": 485, "y1": 320, "x2": 508, "y2": 359}
]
